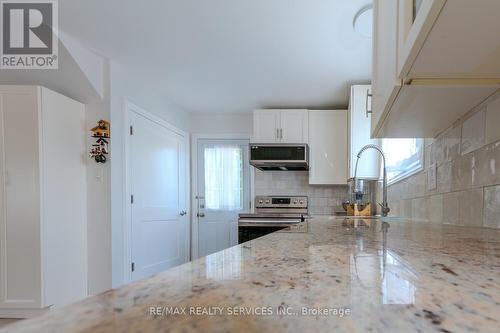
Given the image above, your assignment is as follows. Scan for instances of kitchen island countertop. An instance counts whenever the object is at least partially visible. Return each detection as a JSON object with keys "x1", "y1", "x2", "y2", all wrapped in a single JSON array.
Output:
[{"x1": 3, "y1": 216, "x2": 500, "y2": 333}]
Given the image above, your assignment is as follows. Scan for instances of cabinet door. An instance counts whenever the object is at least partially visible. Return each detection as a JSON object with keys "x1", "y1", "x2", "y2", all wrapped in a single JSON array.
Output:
[
  {"x1": 349, "y1": 86, "x2": 381, "y2": 179},
  {"x1": 309, "y1": 110, "x2": 347, "y2": 185},
  {"x1": 397, "y1": 0, "x2": 446, "y2": 78},
  {"x1": 253, "y1": 110, "x2": 280, "y2": 143},
  {"x1": 372, "y1": 0, "x2": 402, "y2": 137},
  {"x1": 0, "y1": 87, "x2": 42, "y2": 309},
  {"x1": 280, "y1": 109, "x2": 308, "y2": 143}
]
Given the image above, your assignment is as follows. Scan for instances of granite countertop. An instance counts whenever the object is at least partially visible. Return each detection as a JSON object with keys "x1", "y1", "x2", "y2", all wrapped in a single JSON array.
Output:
[{"x1": 3, "y1": 216, "x2": 500, "y2": 333}]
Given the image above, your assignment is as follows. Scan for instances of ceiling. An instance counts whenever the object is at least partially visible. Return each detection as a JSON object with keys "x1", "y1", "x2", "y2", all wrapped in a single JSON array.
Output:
[{"x1": 60, "y1": 0, "x2": 372, "y2": 113}]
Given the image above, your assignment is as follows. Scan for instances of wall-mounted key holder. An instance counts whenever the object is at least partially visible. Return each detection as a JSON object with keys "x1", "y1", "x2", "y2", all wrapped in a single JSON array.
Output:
[{"x1": 89, "y1": 120, "x2": 110, "y2": 163}]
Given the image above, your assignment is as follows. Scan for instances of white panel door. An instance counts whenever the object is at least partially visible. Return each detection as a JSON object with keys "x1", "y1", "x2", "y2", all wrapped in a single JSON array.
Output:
[
  {"x1": 196, "y1": 139, "x2": 250, "y2": 257},
  {"x1": 253, "y1": 110, "x2": 280, "y2": 143},
  {"x1": 280, "y1": 110, "x2": 308, "y2": 143},
  {"x1": 309, "y1": 110, "x2": 348, "y2": 185},
  {"x1": 130, "y1": 111, "x2": 188, "y2": 281},
  {"x1": 349, "y1": 86, "x2": 381, "y2": 179}
]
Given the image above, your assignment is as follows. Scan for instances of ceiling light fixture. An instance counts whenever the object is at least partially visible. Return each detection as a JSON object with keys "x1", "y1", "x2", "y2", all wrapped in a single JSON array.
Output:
[{"x1": 353, "y1": 4, "x2": 373, "y2": 38}]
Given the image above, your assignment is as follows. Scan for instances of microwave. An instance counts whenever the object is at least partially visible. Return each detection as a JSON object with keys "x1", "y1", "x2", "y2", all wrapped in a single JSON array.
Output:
[{"x1": 249, "y1": 144, "x2": 309, "y2": 171}]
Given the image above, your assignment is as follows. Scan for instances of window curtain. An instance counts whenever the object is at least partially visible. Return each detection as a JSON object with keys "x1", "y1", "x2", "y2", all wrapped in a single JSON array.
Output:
[{"x1": 204, "y1": 145, "x2": 243, "y2": 211}]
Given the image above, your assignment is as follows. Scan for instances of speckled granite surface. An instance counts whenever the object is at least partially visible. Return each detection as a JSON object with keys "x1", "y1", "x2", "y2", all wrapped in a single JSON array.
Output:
[{"x1": 2, "y1": 217, "x2": 499, "y2": 333}]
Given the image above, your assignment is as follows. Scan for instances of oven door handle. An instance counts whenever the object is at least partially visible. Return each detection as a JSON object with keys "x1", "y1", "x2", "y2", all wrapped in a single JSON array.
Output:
[{"x1": 238, "y1": 219, "x2": 302, "y2": 224}]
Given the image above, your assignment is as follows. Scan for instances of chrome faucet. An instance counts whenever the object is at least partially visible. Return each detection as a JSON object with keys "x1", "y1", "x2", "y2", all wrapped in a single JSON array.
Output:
[{"x1": 353, "y1": 144, "x2": 390, "y2": 217}]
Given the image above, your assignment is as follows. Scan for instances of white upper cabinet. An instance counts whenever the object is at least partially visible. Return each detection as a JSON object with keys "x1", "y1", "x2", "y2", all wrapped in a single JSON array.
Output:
[
  {"x1": 253, "y1": 109, "x2": 308, "y2": 143},
  {"x1": 409, "y1": 0, "x2": 500, "y2": 78},
  {"x1": 397, "y1": 0, "x2": 446, "y2": 79},
  {"x1": 348, "y1": 85, "x2": 381, "y2": 179},
  {"x1": 280, "y1": 110, "x2": 309, "y2": 143},
  {"x1": 372, "y1": 0, "x2": 401, "y2": 135},
  {"x1": 253, "y1": 110, "x2": 280, "y2": 142},
  {"x1": 308, "y1": 110, "x2": 348, "y2": 185},
  {"x1": 372, "y1": 0, "x2": 500, "y2": 138}
]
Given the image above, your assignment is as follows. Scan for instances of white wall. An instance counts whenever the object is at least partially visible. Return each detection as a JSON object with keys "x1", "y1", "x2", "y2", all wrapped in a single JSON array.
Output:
[
  {"x1": 190, "y1": 113, "x2": 253, "y2": 135},
  {"x1": 85, "y1": 62, "x2": 112, "y2": 294},
  {"x1": 110, "y1": 62, "x2": 191, "y2": 288}
]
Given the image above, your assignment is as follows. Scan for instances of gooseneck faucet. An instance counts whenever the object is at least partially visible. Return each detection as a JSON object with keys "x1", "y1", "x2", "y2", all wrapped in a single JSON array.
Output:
[{"x1": 354, "y1": 144, "x2": 390, "y2": 217}]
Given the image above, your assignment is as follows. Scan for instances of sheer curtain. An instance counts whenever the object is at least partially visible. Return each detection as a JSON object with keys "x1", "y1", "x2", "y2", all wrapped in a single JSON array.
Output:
[
  {"x1": 382, "y1": 138, "x2": 423, "y2": 183},
  {"x1": 204, "y1": 145, "x2": 243, "y2": 211}
]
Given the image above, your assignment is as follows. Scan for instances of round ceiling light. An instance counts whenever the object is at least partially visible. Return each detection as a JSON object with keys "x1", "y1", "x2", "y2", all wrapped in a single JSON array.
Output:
[{"x1": 353, "y1": 5, "x2": 373, "y2": 38}]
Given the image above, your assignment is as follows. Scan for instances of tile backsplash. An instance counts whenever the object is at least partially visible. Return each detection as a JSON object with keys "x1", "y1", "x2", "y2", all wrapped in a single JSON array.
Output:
[
  {"x1": 383, "y1": 94, "x2": 500, "y2": 229},
  {"x1": 253, "y1": 170, "x2": 348, "y2": 215}
]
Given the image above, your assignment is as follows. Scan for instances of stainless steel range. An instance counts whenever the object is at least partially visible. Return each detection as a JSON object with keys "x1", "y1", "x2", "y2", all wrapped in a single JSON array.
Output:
[{"x1": 238, "y1": 196, "x2": 308, "y2": 244}]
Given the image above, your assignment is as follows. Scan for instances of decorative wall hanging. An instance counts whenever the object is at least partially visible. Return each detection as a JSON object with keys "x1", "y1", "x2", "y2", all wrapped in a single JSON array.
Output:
[{"x1": 89, "y1": 120, "x2": 110, "y2": 163}]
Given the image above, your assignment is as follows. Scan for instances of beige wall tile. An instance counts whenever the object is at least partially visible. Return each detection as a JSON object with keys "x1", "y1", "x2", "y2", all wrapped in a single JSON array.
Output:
[
  {"x1": 432, "y1": 136, "x2": 446, "y2": 166},
  {"x1": 428, "y1": 194, "x2": 443, "y2": 223},
  {"x1": 444, "y1": 125, "x2": 461, "y2": 161},
  {"x1": 486, "y1": 95, "x2": 500, "y2": 144},
  {"x1": 442, "y1": 192, "x2": 460, "y2": 225},
  {"x1": 459, "y1": 188, "x2": 483, "y2": 227},
  {"x1": 483, "y1": 185, "x2": 500, "y2": 228},
  {"x1": 437, "y1": 161, "x2": 452, "y2": 194},
  {"x1": 255, "y1": 171, "x2": 348, "y2": 215},
  {"x1": 451, "y1": 153, "x2": 473, "y2": 191},
  {"x1": 461, "y1": 108, "x2": 485, "y2": 155},
  {"x1": 402, "y1": 200, "x2": 413, "y2": 218},
  {"x1": 412, "y1": 197, "x2": 428, "y2": 221},
  {"x1": 473, "y1": 141, "x2": 500, "y2": 187}
]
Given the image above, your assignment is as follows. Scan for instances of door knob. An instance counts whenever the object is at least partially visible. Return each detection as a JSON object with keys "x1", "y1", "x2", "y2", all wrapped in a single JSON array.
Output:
[{"x1": 180, "y1": 210, "x2": 187, "y2": 216}]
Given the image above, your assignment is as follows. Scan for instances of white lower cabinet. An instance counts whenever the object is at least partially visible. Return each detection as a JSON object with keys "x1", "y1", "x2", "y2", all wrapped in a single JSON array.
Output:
[
  {"x1": 0, "y1": 86, "x2": 87, "y2": 318},
  {"x1": 308, "y1": 110, "x2": 348, "y2": 185}
]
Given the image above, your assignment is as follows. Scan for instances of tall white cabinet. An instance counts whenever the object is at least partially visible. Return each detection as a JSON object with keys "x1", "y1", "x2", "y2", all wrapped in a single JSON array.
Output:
[
  {"x1": 348, "y1": 85, "x2": 381, "y2": 179},
  {"x1": 308, "y1": 110, "x2": 348, "y2": 185},
  {"x1": 0, "y1": 86, "x2": 87, "y2": 318}
]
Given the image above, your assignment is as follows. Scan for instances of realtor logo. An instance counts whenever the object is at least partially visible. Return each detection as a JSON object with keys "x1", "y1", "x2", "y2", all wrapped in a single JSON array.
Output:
[{"x1": 1, "y1": 0, "x2": 58, "y2": 69}]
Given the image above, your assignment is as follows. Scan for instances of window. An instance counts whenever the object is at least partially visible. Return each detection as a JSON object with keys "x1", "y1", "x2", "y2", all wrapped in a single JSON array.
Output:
[
  {"x1": 204, "y1": 146, "x2": 244, "y2": 211},
  {"x1": 382, "y1": 138, "x2": 423, "y2": 184}
]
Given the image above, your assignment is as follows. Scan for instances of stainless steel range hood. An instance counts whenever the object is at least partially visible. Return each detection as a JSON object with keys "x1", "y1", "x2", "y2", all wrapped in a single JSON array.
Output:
[{"x1": 249, "y1": 144, "x2": 309, "y2": 171}]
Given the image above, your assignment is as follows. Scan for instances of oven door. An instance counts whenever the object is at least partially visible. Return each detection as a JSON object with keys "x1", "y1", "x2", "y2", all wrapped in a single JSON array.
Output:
[
  {"x1": 237, "y1": 215, "x2": 304, "y2": 244},
  {"x1": 237, "y1": 225, "x2": 288, "y2": 244}
]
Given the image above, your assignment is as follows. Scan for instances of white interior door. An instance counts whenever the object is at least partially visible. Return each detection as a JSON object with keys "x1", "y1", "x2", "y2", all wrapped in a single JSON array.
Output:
[
  {"x1": 129, "y1": 109, "x2": 189, "y2": 281},
  {"x1": 196, "y1": 139, "x2": 250, "y2": 257}
]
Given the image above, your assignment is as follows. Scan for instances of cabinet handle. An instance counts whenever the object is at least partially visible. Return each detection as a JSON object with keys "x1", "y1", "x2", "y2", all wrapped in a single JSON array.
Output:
[
  {"x1": 276, "y1": 128, "x2": 279, "y2": 140},
  {"x1": 280, "y1": 128, "x2": 283, "y2": 139},
  {"x1": 366, "y1": 91, "x2": 373, "y2": 117},
  {"x1": 180, "y1": 210, "x2": 187, "y2": 216}
]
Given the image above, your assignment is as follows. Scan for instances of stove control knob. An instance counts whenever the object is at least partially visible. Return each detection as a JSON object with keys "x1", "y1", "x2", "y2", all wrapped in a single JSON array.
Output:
[
  {"x1": 293, "y1": 200, "x2": 298, "y2": 204},
  {"x1": 299, "y1": 201, "x2": 304, "y2": 204},
  {"x1": 265, "y1": 200, "x2": 270, "y2": 204},
  {"x1": 258, "y1": 199, "x2": 263, "y2": 204}
]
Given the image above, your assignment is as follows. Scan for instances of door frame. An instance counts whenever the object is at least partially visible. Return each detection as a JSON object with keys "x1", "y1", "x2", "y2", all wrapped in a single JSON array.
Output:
[
  {"x1": 190, "y1": 133, "x2": 253, "y2": 259},
  {"x1": 123, "y1": 101, "x2": 190, "y2": 284}
]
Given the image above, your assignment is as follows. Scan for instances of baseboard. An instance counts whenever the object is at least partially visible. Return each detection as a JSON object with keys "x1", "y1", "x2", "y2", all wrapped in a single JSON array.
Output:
[{"x1": 0, "y1": 307, "x2": 50, "y2": 319}]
